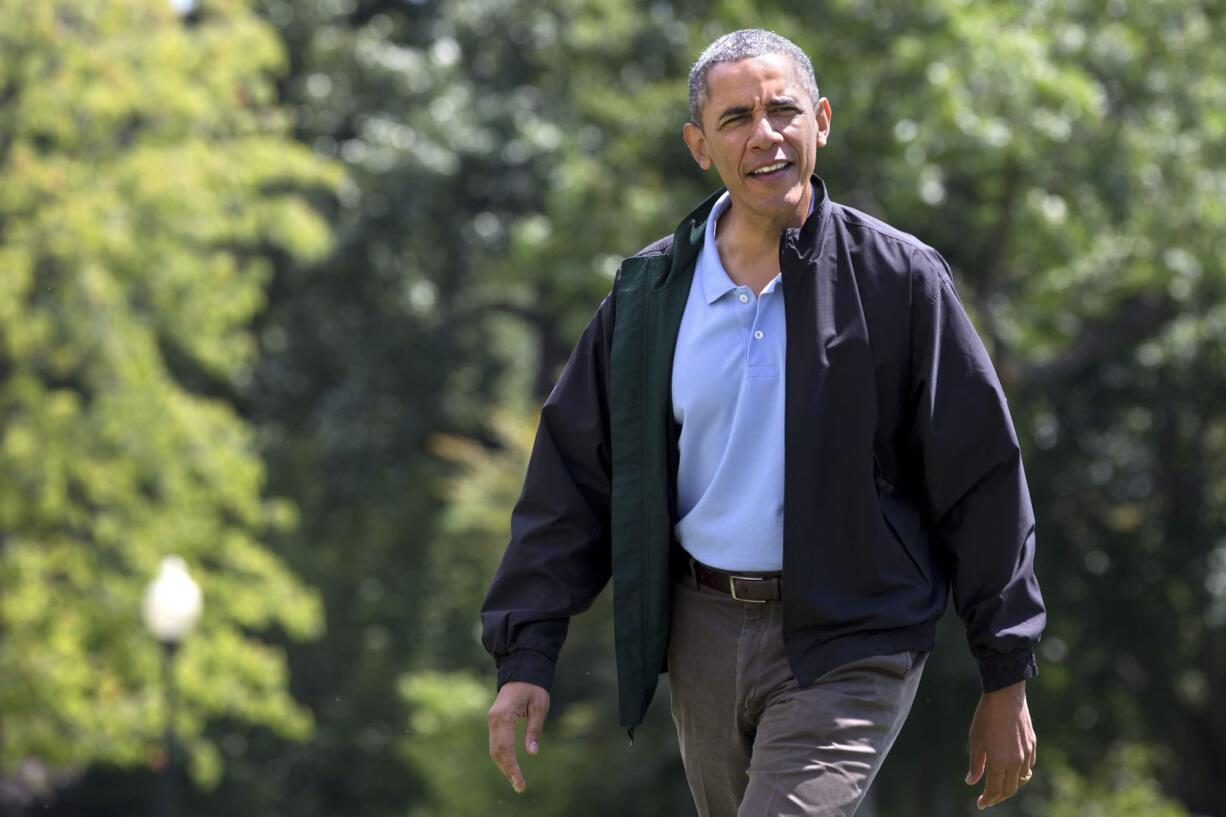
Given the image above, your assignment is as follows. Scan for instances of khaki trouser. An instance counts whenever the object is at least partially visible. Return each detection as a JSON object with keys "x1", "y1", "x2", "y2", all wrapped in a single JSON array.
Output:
[{"x1": 667, "y1": 570, "x2": 927, "y2": 817}]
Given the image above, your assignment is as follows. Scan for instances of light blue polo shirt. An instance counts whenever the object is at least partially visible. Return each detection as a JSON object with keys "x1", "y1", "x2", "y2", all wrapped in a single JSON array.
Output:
[{"x1": 671, "y1": 189, "x2": 800, "y2": 572}]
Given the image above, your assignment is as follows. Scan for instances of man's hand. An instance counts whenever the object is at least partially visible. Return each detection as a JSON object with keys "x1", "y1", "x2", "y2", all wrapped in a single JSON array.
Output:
[
  {"x1": 487, "y1": 681, "x2": 551, "y2": 794},
  {"x1": 965, "y1": 680, "x2": 1036, "y2": 810}
]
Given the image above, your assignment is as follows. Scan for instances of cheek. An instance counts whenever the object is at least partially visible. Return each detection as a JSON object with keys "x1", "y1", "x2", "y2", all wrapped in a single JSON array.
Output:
[{"x1": 713, "y1": 142, "x2": 742, "y2": 170}]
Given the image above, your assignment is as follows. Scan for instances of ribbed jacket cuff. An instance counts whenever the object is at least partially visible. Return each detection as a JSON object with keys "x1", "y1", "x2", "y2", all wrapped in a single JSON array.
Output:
[
  {"x1": 496, "y1": 649, "x2": 557, "y2": 692},
  {"x1": 978, "y1": 648, "x2": 1038, "y2": 692}
]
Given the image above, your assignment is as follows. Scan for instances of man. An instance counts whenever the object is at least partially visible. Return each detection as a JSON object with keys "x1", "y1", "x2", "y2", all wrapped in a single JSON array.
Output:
[{"x1": 482, "y1": 29, "x2": 1044, "y2": 817}]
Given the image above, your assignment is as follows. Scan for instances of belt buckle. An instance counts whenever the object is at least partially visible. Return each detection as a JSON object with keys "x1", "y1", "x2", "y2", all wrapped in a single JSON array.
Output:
[{"x1": 729, "y1": 575, "x2": 767, "y2": 603}]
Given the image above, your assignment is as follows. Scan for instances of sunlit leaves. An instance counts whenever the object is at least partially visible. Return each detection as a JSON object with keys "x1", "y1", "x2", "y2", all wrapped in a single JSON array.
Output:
[{"x1": 0, "y1": 0, "x2": 336, "y2": 790}]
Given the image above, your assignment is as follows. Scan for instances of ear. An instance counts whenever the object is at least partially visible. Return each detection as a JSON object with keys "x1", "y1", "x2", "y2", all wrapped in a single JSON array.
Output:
[
  {"x1": 682, "y1": 122, "x2": 712, "y2": 170},
  {"x1": 814, "y1": 97, "x2": 832, "y2": 149}
]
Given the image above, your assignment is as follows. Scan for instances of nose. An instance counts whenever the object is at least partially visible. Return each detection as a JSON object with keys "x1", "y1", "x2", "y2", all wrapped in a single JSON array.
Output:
[{"x1": 747, "y1": 112, "x2": 784, "y2": 150}]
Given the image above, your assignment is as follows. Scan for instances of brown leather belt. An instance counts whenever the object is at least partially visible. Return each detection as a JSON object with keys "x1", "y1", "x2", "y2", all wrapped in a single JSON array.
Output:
[{"x1": 690, "y1": 559, "x2": 782, "y2": 603}]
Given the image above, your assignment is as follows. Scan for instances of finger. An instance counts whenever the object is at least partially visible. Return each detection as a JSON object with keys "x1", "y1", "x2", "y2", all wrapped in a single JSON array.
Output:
[
  {"x1": 487, "y1": 712, "x2": 526, "y2": 793},
  {"x1": 1016, "y1": 737, "x2": 1037, "y2": 789},
  {"x1": 977, "y1": 763, "x2": 1007, "y2": 810},
  {"x1": 497, "y1": 746, "x2": 525, "y2": 794},
  {"x1": 524, "y1": 694, "x2": 549, "y2": 755},
  {"x1": 965, "y1": 748, "x2": 987, "y2": 786},
  {"x1": 509, "y1": 761, "x2": 525, "y2": 794},
  {"x1": 997, "y1": 760, "x2": 1023, "y2": 803}
]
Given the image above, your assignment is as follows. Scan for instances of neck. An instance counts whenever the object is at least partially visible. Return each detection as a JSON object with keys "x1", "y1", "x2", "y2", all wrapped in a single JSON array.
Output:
[
  {"x1": 713, "y1": 185, "x2": 811, "y2": 293},
  {"x1": 717, "y1": 183, "x2": 811, "y2": 260}
]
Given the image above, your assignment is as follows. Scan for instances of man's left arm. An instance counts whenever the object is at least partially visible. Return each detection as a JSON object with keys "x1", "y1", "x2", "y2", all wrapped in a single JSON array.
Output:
[{"x1": 907, "y1": 249, "x2": 1046, "y2": 810}]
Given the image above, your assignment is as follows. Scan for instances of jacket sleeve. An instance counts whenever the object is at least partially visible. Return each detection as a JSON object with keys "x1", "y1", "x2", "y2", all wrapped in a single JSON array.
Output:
[
  {"x1": 908, "y1": 249, "x2": 1046, "y2": 692},
  {"x1": 479, "y1": 290, "x2": 616, "y2": 692}
]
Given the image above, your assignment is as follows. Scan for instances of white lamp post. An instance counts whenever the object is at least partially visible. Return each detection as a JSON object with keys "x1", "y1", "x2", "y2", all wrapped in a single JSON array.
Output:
[{"x1": 143, "y1": 556, "x2": 202, "y2": 817}]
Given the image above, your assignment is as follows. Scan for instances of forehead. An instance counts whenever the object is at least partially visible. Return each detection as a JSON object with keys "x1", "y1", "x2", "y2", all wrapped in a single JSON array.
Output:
[{"x1": 704, "y1": 53, "x2": 806, "y2": 104}]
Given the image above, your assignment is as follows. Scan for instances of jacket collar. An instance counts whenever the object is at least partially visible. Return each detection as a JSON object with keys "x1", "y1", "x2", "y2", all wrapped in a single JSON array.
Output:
[{"x1": 787, "y1": 174, "x2": 831, "y2": 264}]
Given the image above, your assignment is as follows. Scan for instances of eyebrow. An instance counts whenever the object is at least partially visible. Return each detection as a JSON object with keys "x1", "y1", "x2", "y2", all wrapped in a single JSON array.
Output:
[
  {"x1": 716, "y1": 104, "x2": 752, "y2": 125},
  {"x1": 716, "y1": 97, "x2": 803, "y2": 125}
]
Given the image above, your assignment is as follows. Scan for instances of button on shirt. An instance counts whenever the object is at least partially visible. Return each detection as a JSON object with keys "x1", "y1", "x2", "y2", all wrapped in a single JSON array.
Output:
[{"x1": 671, "y1": 190, "x2": 790, "y2": 571}]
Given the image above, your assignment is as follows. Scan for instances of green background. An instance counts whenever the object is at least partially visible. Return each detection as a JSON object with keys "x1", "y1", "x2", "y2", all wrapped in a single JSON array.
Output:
[{"x1": 1, "y1": 1, "x2": 1223, "y2": 815}]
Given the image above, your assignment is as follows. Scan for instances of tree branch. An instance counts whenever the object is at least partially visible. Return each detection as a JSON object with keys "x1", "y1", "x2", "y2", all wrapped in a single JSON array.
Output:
[{"x1": 1013, "y1": 291, "x2": 1179, "y2": 391}]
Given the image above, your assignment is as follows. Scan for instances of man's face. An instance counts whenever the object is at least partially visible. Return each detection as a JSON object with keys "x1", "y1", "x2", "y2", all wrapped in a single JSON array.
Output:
[{"x1": 683, "y1": 53, "x2": 830, "y2": 226}]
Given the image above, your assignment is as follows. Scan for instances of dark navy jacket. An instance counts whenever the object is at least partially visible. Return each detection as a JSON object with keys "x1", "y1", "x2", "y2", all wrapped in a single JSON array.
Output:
[{"x1": 482, "y1": 177, "x2": 1046, "y2": 731}]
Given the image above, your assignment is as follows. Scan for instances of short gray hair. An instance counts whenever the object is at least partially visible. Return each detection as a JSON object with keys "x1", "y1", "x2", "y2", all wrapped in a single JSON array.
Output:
[{"x1": 688, "y1": 29, "x2": 820, "y2": 126}]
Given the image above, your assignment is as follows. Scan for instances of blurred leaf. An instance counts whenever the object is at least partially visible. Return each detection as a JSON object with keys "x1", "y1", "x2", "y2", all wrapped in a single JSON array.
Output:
[{"x1": 0, "y1": 0, "x2": 337, "y2": 796}]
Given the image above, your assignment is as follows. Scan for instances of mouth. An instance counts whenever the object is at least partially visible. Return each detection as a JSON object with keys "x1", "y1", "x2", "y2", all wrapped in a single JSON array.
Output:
[{"x1": 746, "y1": 160, "x2": 793, "y2": 180}]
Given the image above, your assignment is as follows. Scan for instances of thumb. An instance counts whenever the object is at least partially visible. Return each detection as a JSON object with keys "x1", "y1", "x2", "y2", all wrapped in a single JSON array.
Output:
[
  {"x1": 524, "y1": 694, "x2": 549, "y2": 755},
  {"x1": 965, "y1": 748, "x2": 987, "y2": 785}
]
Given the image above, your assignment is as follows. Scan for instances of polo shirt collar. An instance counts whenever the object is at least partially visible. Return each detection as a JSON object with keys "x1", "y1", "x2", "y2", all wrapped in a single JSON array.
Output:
[{"x1": 699, "y1": 192, "x2": 736, "y2": 304}]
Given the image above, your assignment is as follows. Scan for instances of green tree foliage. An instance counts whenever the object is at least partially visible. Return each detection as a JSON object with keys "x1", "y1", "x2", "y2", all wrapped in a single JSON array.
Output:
[
  {"x1": 244, "y1": 0, "x2": 1226, "y2": 815},
  {"x1": 1020, "y1": 743, "x2": 1190, "y2": 817},
  {"x1": 0, "y1": 0, "x2": 336, "y2": 799},
  {"x1": 20, "y1": 0, "x2": 1224, "y2": 814}
]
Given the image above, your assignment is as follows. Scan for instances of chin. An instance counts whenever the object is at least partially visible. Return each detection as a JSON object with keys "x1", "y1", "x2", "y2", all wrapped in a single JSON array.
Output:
[
  {"x1": 756, "y1": 183, "x2": 808, "y2": 224},
  {"x1": 756, "y1": 181, "x2": 805, "y2": 207}
]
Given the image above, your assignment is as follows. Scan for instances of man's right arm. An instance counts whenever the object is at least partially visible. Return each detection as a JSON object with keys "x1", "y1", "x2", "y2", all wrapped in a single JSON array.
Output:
[
  {"x1": 480, "y1": 287, "x2": 617, "y2": 692},
  {"x1": 481, "y1": 288, "x2": 616, "y2": 793}
]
